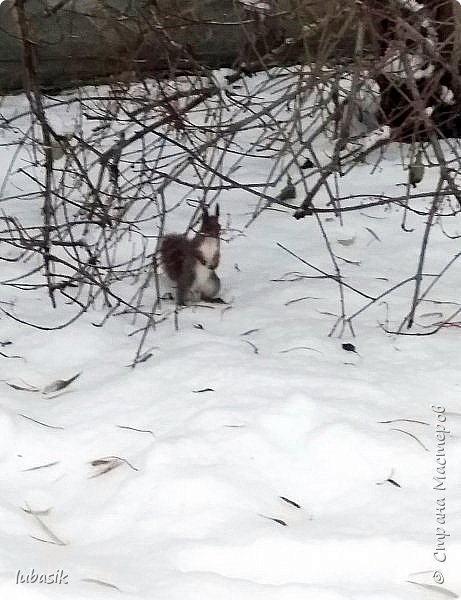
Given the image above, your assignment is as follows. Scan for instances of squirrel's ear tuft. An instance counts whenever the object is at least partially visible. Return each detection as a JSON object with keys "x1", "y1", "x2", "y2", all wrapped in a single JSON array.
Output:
[{"x1": 215, "y1": 204, "x2": 220, "y2": 218}]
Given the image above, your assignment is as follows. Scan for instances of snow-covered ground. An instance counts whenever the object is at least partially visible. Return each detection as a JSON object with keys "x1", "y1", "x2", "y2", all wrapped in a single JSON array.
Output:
[{"x1": 0, "y1": 73, "x2": 460, "y2": 600}]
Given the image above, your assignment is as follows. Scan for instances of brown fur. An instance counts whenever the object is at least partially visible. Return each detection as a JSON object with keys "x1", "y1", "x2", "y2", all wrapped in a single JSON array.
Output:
[
  {"x1": 160, "y1": 205, "x2": 221, "y2": 304},
  {"x1": 161, "y1": 235, "x2": 191, "y2": 282}
]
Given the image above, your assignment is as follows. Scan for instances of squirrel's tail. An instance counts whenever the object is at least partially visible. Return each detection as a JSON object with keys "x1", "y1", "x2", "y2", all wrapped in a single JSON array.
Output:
[{"x1": 160, "y1": 234, "x2": 188, "y2": 282}]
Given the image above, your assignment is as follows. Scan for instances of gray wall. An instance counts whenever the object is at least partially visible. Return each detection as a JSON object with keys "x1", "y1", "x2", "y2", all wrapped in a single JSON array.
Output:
[{"x1": 0, "y1": 0, "x2": 353, "y2": 93}]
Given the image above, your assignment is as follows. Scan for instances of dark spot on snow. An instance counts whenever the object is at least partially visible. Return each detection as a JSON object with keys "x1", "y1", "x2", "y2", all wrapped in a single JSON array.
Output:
[
  {"x1": 342, "y1": 343, "x2": 357, "y2": 353},
  {"x1": 301, "y1": 157, "x2": 314, "y2": 169},
  {"x1": 387, "y1": 478, "x2": 401, "y2": 488},
  {"x1": 280, "y1": 496, "x2": 301, "y2": 508}
]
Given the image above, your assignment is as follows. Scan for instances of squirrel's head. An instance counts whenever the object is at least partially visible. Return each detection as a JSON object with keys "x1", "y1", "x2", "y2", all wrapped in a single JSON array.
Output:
[{"x1": 199, "y1": 204, "x2": 221, "y2": 238}]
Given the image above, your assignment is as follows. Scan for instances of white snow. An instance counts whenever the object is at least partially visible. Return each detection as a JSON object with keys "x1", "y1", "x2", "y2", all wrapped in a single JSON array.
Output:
[
  {"x1": 382, "y1": 48, "x2": 429, "y2": 80},
  {"x1": 395, "y1": 0, "x2": 424, "y2": 11},
  {"x1": 413, "y1": 63, "x2": 435, "y2": 80},
  {"x1": 238, "y1": 0, "x2": 272, "y2": 10},
  {"x1": 0, "y1": 70, "x2": 460, "y2": 600},
  {"x1": 440, "y1": 86, "x2": 455, "y2": 105},
  {"x1": 356, "y1": 125, "x2": 391, "y2": 151}
]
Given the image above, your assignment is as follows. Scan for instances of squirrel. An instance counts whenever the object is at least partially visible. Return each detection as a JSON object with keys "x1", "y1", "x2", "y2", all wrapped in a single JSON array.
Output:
[{"x1": 160, "y1": 205, "x2": 222, "y2": 305}]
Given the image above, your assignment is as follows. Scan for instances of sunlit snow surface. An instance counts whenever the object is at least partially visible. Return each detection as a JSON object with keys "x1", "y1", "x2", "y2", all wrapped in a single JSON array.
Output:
[{"x1": 0, "y1": 72, "x2": 460, "y2": 600}]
